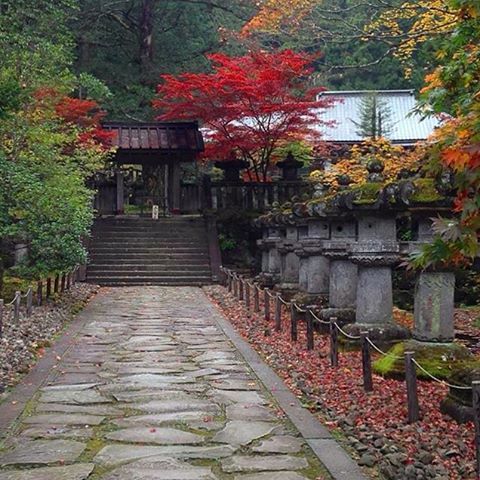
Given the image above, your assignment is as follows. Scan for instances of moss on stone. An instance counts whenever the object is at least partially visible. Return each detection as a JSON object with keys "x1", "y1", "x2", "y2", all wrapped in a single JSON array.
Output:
[
  {"x1": 410, "y1": 178, "x2": 444, "y2": 203},
  {"x1": 373, "y1": 340, "x2": 474, "y2": 380},
  {"x1": 351, "y1": 182, "x2": 383, "y2": 205}
]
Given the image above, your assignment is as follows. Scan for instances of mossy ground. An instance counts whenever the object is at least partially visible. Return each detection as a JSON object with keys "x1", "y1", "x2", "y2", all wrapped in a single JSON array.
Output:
[{"x1": 373, "y1": 339, "x2": 476, "y2": 380}]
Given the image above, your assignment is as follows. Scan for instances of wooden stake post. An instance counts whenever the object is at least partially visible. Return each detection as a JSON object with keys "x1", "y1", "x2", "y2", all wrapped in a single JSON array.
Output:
[
  {"x1": 405, "y1": 352, "x2": 420, "y2": 423},
  {"x1": 361, "y1": 332, "x2": 373, "y2": 392}
]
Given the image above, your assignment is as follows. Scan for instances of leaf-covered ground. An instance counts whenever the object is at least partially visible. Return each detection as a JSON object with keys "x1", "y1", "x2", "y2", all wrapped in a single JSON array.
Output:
[
  {"x1": 205, "y1": 285, "x2": 477, "y2": 479},
  {"x1": 0, "y1": 283, "x2": 99, "y2": 397}
]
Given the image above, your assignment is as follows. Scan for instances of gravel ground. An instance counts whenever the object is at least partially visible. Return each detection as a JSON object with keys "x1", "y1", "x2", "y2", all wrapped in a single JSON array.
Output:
[{"x1": 0, "y1": 283, "x2": 99, "y2": 395}]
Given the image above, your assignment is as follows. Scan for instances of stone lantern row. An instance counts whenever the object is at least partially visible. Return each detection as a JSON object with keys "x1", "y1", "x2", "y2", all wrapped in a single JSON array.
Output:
[{"x1": 257, "y1": 212, "x2": 454, "y2": 343}]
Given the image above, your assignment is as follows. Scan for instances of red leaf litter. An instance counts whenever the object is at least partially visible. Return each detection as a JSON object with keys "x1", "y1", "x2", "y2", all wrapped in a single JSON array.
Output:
[{"x1": 205, "y1": 285, "x2": 477, "y2": 479}]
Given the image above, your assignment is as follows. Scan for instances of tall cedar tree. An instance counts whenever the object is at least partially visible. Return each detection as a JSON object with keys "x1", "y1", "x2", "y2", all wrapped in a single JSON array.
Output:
[{"x1": 154, "y1": 50, "x2": 333, "y2": 181}]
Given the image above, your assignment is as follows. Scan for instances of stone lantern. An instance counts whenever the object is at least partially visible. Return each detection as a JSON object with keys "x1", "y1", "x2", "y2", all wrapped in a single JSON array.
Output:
[
  {"x1": 276, "y1": 153, "x2": 303, "y2": 181},
  {"x1": 412, "y1": 216, "x2": 455, "y2": 343},
  {"x1": 278, "y1": 224, "x2": 300, "y2": 290},
  {"x1": 346, "y1": 212, "x2": 410, "y2": 340},
  {"x1": 321, "y1": 218, "x2": 358, "y2": 324},
  {"x1": 257, "y1": 225, "x2": 282, "y2": 286},
  {"x1": 294, "y1": 219, "x2": 330, "y2": 300},
  {"x1": 215, "y1": 159, "x2": 249, "y2": 183}
]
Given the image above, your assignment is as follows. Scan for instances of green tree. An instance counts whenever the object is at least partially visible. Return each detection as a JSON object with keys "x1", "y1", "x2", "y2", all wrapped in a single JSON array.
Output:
[
  {"x1": 72, "y1": 0, "x2": 251, "y2": 119},
  {"x1": 0, "y1": 0, "x2": 113, "y2": 280},
  {"x1": 353, "y1": 93, "x2": 394, "y2": 139}
]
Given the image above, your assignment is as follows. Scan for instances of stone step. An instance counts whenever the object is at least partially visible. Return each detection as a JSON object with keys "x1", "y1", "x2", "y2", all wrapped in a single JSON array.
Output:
[
  {"x1": 88, "y1": 216, "x2": 213, "y2": 286},
  {"x1": 88, "y1": 254, "x2": 210, "y2": 261},
  {"x1": 89, "y1": 247, "x2": 208, "y2": 253},
  {"x1": 94, "y1": 237, "x2": 207, "y2": 248},
  {"x1": 86, "y1": 276, "x2": 213, "y2": 285},
  {"x1": 87, "y1": 265, "x2": 212, "y2": 273},
  {"x1": 86, "y1": 279, "x2": 212, "y2": 286},
  {"x1": 88, "y1": 259, "x2": 211, "y2": 266}
]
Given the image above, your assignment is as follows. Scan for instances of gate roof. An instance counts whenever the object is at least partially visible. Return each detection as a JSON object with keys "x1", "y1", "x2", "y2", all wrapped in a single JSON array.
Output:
[{"x1": 103, "y1": 121, "x2": 204, "y2": 152}]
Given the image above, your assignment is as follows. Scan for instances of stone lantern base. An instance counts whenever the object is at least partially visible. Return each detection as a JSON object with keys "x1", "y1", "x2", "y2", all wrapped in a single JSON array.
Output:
[
  {"x1": 318, "y1": 307, "x2": 355, "y2": 325},
  {"x1": 342, "y1": 322, "x2": 411, "y2": 344},
  {"x1": 255, "y1": 272, "x2": 279, "y2": 288}
]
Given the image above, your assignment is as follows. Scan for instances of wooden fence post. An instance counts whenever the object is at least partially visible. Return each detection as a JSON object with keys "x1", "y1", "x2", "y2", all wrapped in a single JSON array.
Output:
[
  {"x1": 245, "y1": 282, "x2": 251, "y2": 312},
  {"x1": 306, "y1": 309, "x2": 314, "y2": 350},
  {"x1": 37, "y1": 281, "x2": 43, "y2": 306},
  {"x1": 61, "y1": 273, "x2": 66, "y2": 292},
  {"x1": 54, "y1": 275, "x2": 59, "y2": 294},
  {"x1": 227, "y1": 271, "x2": 232, "y2": 292},
  {"x1": 253, "y1": 284, "x2": 260, "y2": 313},
  {"x1": 329, "y1": 319, "x2": 338, "y2": 367},
  {"x1": 361, "y1": 332, "x2": 373, "y2": 392},
  {"x1": 274, "y1": 294, "x2": 282, "y2": 332},
  {"x1": 405, "y1": 352, "x2": 420, "y2": 423},
  {"x1": 66, "y1": 272, "x2": 71, "y2": 290},
  {"x1": 239, "y1": 277, "x2": 244, "y2": 301},
  {"x1": 14, "y1": 291, "x2": 21, "y2": 322},
  {"x1": 264, "y1": 288, "x2": 270, "y2": 323},
  {"x1": 290, "y1": 303, "x2": 298, "y2": 342},
  {"x1": 26, "y1": 289, "x2": 33, "y2": 317},
  {"x1": 472, "y1": 381, "x2": 480, "y2": 479},
  {"x1": 233, "y1": 275, "x2": 238, "y2": 298},
  {"x1": 0, "y1": 299, "x2": 3, "y2": 339},
  {"x1": 46, "y1": 277, "x2": 52, "y2": 298}
]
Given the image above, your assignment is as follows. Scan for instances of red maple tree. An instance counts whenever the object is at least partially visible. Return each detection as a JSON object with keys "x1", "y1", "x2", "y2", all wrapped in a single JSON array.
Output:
[{"x1": 154, "y1": 50, "x2": 334, "y2": 181}]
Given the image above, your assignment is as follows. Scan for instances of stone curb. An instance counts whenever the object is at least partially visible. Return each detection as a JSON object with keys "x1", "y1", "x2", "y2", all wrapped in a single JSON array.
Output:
[
  {"x1": 202, "y1": 289, "x2": 369, "y2": 480},
  {"x1": 0, "y1": 290, "x2": 104, "y2": 439}
]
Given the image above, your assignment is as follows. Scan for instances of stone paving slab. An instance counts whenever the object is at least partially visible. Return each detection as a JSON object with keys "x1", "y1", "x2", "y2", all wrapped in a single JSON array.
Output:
[
  {"x1": 0, "y1": 464, "x2": 95, "y2": 480},
  {"x1": 0, "y1": 286, "x2": 367, "y2": 480}
]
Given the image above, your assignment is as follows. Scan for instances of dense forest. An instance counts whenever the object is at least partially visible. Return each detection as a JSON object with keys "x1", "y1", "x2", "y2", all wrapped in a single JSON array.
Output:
[{"x1": 68, "y1": 0, "x2": 434, "y2": 120}]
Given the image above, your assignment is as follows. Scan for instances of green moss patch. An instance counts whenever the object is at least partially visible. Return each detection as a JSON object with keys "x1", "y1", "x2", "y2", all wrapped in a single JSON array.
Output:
[
  {"x1": 373, "y1": 340, "x2": 475, "y2": 380},
  {"x1": 351, "y1": 182, "x2": 383, "y2": 205},
  {"x1": 410, "y1": 178, "x2": 444, "y2": 203}
]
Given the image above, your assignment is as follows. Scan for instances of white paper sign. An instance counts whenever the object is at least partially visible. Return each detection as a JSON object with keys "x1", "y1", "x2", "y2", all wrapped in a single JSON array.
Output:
[{"x1": 152, "y1": 205, "x2": 159, "y2": 220}]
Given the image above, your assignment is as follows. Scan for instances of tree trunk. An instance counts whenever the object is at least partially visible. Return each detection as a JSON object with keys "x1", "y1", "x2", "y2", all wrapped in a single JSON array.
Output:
[{"x1": 139, "y1": 0, "x2": 155, "y2": 82}]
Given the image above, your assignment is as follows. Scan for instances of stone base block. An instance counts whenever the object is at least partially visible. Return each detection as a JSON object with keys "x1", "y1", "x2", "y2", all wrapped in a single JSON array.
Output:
[
  {"x1": 439, "y1": 360, "x2": 480, "y2": 423},
  {"x1": 319, "y1": 308, "x2": 355, "y2": 325},
  {"x1": 373, "y1": 339, "x2": 473, "y2": 381},
  {"x1": 342, "y1": 322, "x2": 410, "y2": 345},
  {"x1": 277, "y1": 282, "x2": 299, "y2": 292},
  {"x1": 256, "y1": 273, "x2": 280, "y2": 288},
  {"x1": 291, "y1": 293, "x2": 327, "y2": 308}
]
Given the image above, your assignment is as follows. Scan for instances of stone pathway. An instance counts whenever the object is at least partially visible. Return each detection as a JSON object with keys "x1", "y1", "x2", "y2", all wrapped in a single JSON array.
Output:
[{"x1": 0, "y1": 287, "x2": 330, "y2": 480}]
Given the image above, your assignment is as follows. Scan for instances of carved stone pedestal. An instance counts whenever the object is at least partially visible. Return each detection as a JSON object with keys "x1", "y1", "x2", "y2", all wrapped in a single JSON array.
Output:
[
  {"x1": 278, "y1": 226, "x2": 300, "y2": 290},
  {"x1": 414, "y1": 271, "x2": 455, "y2": 342},
  {"x1": 257, "y1": 227, "x2": 282, "y2": 286},
  {"x1": 345, "y1": 215, "x2": 410, "y2": 341}
]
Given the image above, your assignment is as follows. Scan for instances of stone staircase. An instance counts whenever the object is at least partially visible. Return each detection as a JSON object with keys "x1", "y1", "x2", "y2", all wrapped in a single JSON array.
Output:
[{"x1": 87, "y1": 216, "x2": 214, "y2": 286}]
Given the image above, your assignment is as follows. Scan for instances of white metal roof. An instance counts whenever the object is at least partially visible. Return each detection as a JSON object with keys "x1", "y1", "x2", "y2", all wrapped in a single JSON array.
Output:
[{"x1": 316, "y1": 90, "x2": 442, "y2": 145}]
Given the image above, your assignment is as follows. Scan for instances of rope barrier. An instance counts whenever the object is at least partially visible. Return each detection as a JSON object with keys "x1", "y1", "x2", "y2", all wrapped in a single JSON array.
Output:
[
  {"x1": 293, "y1": 303, "x2": 307, "y2": 314},
  {"x1": 278, "y1": 296, "x2": 290, "y2": 306},
  {"x1": 308, "y1": 309, "x2": 331, "y2": 325},
  {"x1": 6, "y1": 292, "x2": 20, "y2": 306},
  {"x1": 366, "y1": 337, "x2": 403, "y2": 360},
  {"x1": 334, "y1": 322, "x2": 361, "y2": 340},
  {"x1": 21, "y1": 288, "x2": 32, "y2": 298},
  {"x1": 411, "y1": 358, "x2": 472, "y2": 391}
]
